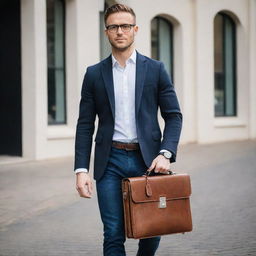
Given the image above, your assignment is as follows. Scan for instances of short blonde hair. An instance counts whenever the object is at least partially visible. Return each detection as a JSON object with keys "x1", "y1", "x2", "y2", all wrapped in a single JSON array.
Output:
[{"x1": 104, "y1": 4, "x2": 136, "y2": 25}]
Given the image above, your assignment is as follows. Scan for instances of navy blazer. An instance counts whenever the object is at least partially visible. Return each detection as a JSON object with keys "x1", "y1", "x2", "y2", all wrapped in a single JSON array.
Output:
[{"x1": 74, "y1": 52, "x2": 182, "y2": 180}]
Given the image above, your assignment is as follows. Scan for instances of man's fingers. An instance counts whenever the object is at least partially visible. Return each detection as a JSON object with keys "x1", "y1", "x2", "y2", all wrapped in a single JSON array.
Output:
[
  {"x1": 152, "y1": 155, "x2": 171, "y2": 174},
  {"x1": 88, "y1": 181, "x2": 93, "y2": 194},
  {"x1": 155, "y1": 165, "x2": 162, "y2": 173},
  {"x1": 147, "y1": 160, "x2": 156, "y2": 172},
  {"x1": 76, "y1": 173, "x2": 93, "y2": 198},
  {"x1": 156, "y1": 164, "x2": 170, "y2": 173},
  {"x1": 154, "y1": 165, "x2": 164, "y2": 173},
  {"x1": 76, "y1": 185, "x2": 92, "y2": 198}
]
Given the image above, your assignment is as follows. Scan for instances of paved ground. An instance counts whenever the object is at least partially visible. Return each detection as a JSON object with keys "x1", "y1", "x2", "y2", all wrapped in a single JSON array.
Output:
[{"x1": 0, "y1": 140, "x2": 255, "y2": 256}]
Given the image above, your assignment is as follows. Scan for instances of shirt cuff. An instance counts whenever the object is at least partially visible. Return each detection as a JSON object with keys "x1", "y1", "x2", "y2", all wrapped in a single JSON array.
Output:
[
  {"x1": 159, "y1": 149, "x2": 171, "y2": 154},
  {"x1": 75, "y1": 168, "x2": 89, "y2": 174}
]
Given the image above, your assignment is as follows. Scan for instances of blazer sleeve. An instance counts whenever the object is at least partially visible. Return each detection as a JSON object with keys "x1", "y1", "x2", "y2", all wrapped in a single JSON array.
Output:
[
  {"x1": 158, "y1": 62, "x2": 183, "y2": 162},
  {"x1": 74, "y1": 67, "x2": 96, "y2": 171}
]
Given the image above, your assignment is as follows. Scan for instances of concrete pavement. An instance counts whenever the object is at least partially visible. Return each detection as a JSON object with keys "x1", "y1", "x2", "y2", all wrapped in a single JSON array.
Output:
[{"x1": 0, "y1": 140, "x2": 256, "y2": 255}]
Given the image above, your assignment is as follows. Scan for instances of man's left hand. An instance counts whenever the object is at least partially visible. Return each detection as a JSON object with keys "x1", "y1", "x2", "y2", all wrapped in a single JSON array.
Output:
[{"x1": 147, "y1": 155, "x2": 171, "y2": 174}]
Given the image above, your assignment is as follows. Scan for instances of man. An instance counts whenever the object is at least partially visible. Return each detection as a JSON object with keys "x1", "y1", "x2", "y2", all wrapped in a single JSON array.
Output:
[{"x1": 74, "y1": 4, "x2": 182, "y2": 256}]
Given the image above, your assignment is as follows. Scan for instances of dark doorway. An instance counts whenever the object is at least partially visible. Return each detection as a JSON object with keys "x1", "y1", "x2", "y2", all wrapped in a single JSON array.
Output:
[{"x1": 0, "y1": 0, "x2": 22, "y2": 156}]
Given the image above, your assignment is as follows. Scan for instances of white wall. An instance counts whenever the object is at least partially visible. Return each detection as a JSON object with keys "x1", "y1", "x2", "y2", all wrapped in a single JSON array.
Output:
[{"x1": 21, "y1": 0, "x2": 48, "y2": 159}]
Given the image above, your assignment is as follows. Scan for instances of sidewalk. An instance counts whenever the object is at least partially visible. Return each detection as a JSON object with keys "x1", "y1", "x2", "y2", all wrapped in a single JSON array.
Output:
[{"x1": 0, "y1": 140, "x2": 255, "y2": 256}]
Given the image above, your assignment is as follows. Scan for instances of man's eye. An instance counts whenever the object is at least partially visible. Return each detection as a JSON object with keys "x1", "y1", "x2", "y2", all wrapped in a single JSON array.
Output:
[
  {"x1": 121, "y1": 24, "x2": 130, "y2": 29},
  {"x1": 109, "y1": 25, "x2": 117, "y2": 30}
]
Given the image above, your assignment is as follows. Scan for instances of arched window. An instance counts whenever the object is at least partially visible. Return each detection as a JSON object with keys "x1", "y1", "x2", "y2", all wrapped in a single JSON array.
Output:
[
  {"x1": 151, "y1": 17, "x2": 173, "y2": 80},
  {"x1": 47, "y1": 0, "x2": 66, "y2": 124},
  {"x1": 214, "y1": 13, "x2": 237, "y2": 117}
]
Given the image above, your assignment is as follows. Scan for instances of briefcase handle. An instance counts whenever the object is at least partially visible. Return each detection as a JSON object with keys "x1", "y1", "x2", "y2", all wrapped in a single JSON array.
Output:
[{"x1": 145, "y1": 169, "x2": 176, "y2": 176}]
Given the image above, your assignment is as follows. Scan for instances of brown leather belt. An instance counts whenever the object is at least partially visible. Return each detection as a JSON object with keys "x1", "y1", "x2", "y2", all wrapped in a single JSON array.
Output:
[{"x1": 112, "y1": 141, "x2": 139, "y2": 151}]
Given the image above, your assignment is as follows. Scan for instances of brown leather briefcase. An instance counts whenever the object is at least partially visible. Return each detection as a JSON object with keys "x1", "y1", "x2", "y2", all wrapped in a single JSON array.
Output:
[{"x1": 122, "y1": 173, "x2": 192, "y2": 239}]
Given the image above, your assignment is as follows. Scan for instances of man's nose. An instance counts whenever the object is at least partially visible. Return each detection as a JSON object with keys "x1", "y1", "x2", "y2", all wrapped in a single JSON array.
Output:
[{"x1": 117, "y1": 26, "x2": 123, "y2": 34}]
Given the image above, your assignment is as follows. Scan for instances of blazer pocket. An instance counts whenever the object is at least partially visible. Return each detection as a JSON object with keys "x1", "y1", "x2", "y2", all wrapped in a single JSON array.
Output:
[
  {"x1": 94, "y1": 133, "x2": 103, "y2": 144},
  {"x1": 152, "y1": 131, "x2": 161, "y2": 141}
]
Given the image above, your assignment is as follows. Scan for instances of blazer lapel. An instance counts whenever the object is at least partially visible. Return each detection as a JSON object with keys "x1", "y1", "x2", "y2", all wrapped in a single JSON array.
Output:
[
  {"x1": 101, "y1": 55, "x2": 115, "y2": 119},
  {"x1": 135, "y1": 52, "x2": 147, "y2": 117}
]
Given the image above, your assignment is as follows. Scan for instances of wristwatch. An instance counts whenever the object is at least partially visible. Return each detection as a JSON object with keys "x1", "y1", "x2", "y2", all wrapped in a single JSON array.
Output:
[{"x1": 159, "y1": 151, "x2": 172, "y2": 159}]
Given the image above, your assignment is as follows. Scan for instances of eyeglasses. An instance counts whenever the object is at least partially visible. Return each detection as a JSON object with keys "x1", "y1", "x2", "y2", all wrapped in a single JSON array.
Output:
[{"x1": 106, "y1": 24, "x2": 136, "y2": 33}]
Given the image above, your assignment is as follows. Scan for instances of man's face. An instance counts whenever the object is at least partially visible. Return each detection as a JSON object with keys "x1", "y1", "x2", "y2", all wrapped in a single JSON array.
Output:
[{"x1": 105, "y1": 12, "x2": 138, "y2": 51}]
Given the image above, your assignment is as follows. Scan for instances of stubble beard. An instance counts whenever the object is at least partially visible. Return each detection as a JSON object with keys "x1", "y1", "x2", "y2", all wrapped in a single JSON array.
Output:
[{"x1": 109, "y1": 38, "x2": 134, "y2": 52}]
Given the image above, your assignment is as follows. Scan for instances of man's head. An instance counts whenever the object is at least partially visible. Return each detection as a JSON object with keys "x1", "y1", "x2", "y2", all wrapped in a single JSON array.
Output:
[
  {"x1": 104, "y1": 4, "x2": 136, "y2": 25},
  {"x1": 104, "y1": 4, "x2": 138, "y2": 52}
]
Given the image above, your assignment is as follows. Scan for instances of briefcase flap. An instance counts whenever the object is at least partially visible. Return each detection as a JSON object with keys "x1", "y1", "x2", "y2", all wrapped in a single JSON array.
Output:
[{"x1": 126, "y1": 174, "x2": 191, "y2": 203}]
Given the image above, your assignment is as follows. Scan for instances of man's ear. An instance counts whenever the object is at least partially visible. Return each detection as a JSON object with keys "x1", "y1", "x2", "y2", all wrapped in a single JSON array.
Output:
[{"x1": 134, "y1": 25, "x2": 139, "y2": 35}]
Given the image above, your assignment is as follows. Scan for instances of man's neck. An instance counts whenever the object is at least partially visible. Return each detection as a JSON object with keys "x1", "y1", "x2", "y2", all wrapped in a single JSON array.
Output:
[{"x1": 112, "y1": 47, "x2": 135, "y2": 67}]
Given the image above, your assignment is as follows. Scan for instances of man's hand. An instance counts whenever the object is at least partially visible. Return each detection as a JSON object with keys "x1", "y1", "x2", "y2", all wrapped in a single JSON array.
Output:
[
  {"x1": 76, "y1": 172, "x2": 93, "y2": 198},
  {"x1": 147, "y1": 155, "x2": 171, "y2": 174}
]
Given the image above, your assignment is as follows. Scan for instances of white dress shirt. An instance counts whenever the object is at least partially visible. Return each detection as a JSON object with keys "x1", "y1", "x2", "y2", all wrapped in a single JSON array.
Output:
[{"x1": 112, "y1": 50, "x2": 137, "y2": 143}]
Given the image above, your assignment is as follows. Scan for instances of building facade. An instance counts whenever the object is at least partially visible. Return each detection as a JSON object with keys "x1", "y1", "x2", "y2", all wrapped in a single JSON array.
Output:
[{"x1": 0, "y1": 0, "x2": 255, "y2": 160}]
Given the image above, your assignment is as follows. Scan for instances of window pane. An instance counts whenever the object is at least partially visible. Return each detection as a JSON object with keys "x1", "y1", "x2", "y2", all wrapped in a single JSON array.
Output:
[
  {"x1": 159, "y1": 19, "x2": 171, "y2": 77},
  {"x1": 214, "y1": 14, "x2": 224, "y2": 116},
  {"x1": 47, "y1": 0, "x2": 66, "y2": 124},
  {"x1": 214, "y1": 13, "x2": 236, "y2": 117},
  {"x1": 224, "y1": 18, "x2": 236, "y2": 116},
  {"x1": 151, "y1": 17, "x2": 173, "y2": 80}
]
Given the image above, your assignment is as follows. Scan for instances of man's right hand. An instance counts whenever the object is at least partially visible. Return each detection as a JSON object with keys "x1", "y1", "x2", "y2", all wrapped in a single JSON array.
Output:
[{"x1": 76, "y1": 172, "x2": 93, "y2": 198}]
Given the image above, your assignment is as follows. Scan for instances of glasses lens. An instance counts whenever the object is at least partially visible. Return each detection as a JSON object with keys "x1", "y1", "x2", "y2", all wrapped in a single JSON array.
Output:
[
  {"x1": 107, "y1": 25, "x2": 118, "y2": 33},
  {"x1": 120, "y1": 24, "x2": 132, "y2": 32}
]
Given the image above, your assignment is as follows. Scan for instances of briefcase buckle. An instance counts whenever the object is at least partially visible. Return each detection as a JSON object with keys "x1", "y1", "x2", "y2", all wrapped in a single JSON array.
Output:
[{"x1": 159, "y1": 197, "x2": 167, "y2": 208}]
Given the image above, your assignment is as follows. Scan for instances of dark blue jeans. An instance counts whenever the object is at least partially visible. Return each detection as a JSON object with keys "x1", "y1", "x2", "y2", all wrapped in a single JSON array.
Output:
[{"x1": 96, "y1": 147, "x2": 161, "y2": 256}]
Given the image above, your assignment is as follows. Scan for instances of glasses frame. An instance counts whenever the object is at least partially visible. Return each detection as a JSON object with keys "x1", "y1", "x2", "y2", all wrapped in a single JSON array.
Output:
[{"x1": 106, "y1": 24, "x2": 136, "y2": 33}]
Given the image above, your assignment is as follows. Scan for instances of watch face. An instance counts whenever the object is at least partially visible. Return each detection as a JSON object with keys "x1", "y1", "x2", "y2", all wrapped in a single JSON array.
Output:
[{"x1": 164, "y1": 151, "x2": 172, "y2": 159}]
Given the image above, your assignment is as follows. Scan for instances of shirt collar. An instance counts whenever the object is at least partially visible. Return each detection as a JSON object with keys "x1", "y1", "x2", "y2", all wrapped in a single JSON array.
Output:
[{"x1": 112, "y1": 50, "x2": 137, "y2": 67}]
